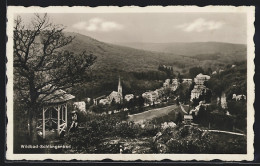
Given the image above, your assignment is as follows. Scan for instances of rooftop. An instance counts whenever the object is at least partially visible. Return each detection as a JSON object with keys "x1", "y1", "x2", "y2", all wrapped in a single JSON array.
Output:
[
  {"x1": 38, "y1": 85, "x2": 75, "y2": 104},
  {"x1": 184, "y1": 115, "x2": 193, "y2": 120}
]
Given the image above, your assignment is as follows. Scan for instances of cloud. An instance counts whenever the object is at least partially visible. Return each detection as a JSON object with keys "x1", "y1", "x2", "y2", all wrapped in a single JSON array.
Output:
[
  {"x1": 72, "y1": 18, "x2": 123, "y2": 32},
  {"x1": 176, "y1": 18, "x2": 224, "y2": 32}
]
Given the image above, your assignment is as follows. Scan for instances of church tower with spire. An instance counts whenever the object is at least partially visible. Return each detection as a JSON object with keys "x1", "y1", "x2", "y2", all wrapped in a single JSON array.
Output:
[
  {"x1": 118, "y1": 76, "x2": 122, "y2": 97},
  {"x1": 107, "y1": 76, "x2": 123, "y2": 104}
]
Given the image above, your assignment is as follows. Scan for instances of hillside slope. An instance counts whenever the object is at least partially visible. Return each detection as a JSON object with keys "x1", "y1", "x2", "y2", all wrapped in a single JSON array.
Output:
[
  {"x1": 62, "y1": 33, "x2": 247, "y2": 99},
  {"x1": 64, "y1": 32, "x2": 246, "y2": 73},
  {"x1": 114, "y1": 42, "x2": 246, "y2": 60},
  {"x1": 64, "y1": 32, "x2": 189, "y2": 72}
]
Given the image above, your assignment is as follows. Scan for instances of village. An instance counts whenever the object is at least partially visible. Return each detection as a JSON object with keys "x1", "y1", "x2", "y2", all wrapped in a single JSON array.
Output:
[
  {"x1": 72, "y1": 69, "x2": 245, "y2": 127},
  {"x1": 72, "y1": 73, "x2": 207, "y2": 124},
  {"x1": 33, "y1": 63, "x2": 247, "y2": 146}
]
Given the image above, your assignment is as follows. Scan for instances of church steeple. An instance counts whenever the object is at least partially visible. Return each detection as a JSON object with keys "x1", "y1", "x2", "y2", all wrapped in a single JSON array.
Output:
[{"x1": 118, "y1": 76, "x2": 122, "y2": 96}]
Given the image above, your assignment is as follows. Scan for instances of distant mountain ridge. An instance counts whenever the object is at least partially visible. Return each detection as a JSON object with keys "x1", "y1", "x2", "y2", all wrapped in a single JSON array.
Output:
[
  {"x1": 64, "y1": 32, "x2": 247, "y2": 73},
  {"x1": 113, "y1": 41, "x2": 247, "y2": 57}
]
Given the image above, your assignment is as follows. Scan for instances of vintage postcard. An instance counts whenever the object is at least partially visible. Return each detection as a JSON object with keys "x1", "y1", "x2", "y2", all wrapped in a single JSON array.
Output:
[{"x1": 6, "y1": 6, "x2": 255, "y2": 161}]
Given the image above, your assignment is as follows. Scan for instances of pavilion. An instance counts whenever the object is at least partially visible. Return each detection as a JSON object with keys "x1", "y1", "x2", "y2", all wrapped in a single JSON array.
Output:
[{"x1": 36, "y1": 85, "x2": 75, "y2": 139}]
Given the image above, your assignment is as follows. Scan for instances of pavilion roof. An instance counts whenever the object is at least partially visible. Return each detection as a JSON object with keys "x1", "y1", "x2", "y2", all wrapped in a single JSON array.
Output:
[{"x1": 38, "y1": 84, "x2": 75, "y2": 104}]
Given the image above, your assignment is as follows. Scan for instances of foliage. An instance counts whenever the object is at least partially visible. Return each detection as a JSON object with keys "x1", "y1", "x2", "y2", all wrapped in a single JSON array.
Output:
[
  {"x1": 189, "y1": 67, "x2": 204, "y2": 78},
  {"x1": 151, "y1": 125, "x2": 213, "y2": 153},
  {"x1": 207, "y1": 61, "x2": 246, "y2": 98},
  {"x1": 64, "y1": 113, "x2": 159, "y2": 153},
  {"x1": 174, "y1": 82, "x2": 192, "y2": 104},
  {"x1": 151, "y1": 125, "x2": 246, "y2": 154},
  {"x1": 65, "y1": 32, "x2": 247, "y2": 101},
  {"x1": 63, "y1": 110, "x2": 246, "y2": 154},
  {"x1": 227, "y1": 100, "x2": 246, "y2": 117},
  {"x1": 13, "y1": 14, "x2": 96, "y2": 143},
  {"x1": 158, "y1": 65, "x2": 175, "y2": 78},
  {"x1": 192, "y1": 103, "x2": 246, "y2": 132},
  {"x1": 175, "y1": 112, "x2": 183, "y2": 124},
  {"x1": 197, "y1": 89, "x2": 212, "y2": 103},
  {"x1": 193, "y1": 106, "x2": 210, "y2": 126}
]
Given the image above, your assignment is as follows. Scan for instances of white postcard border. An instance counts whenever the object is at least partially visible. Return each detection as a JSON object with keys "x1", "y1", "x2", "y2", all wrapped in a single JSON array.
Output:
[{"x1": 6, "y1": 6, "x2": 255, "y2": 161}]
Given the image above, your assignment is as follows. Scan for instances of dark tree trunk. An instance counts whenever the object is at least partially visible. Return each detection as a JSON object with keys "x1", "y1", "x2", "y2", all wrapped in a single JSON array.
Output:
[
  {"x1": 28, "y1": 105, "x2": 38, "y2": 144},
  {"x1": 27, "y1": 73, "x2": 40, "y2": 144}
]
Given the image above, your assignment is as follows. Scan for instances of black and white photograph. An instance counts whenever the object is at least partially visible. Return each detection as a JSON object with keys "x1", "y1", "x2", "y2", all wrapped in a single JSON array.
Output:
[{"x1": 6, "y1": 6, "x2": 255, "y2": 161}]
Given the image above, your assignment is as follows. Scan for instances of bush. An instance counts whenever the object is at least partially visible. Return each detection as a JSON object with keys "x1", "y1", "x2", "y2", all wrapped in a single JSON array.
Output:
[
  {"x1": 151, "y1": 125, "x2": 246, "y2": 154},
  {"x1": 114, "y1": 121, "x2": 139, "y2": 138},
  {"x1": 64, "y1": 113, "x2": 159, "y2": 153}
]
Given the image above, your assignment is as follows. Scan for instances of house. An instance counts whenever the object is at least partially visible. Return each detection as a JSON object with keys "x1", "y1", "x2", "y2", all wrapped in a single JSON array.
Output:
[
  {"x1": 163, "y1": 79, "x2": 171, "y2": 88},
  {"x1": 142, "y1": 91, "x2": 158, "y2": 104},
  {"x1": 94, "y1": 95, "x2": 106, "y2": 105},
  {"x1": 220, "y1": 93, "x2": 227, "y2": 109},
  {"x1": 232, "y1": 94, "x2": 246, "y2": 101},
  {"x1": 190, "y1": 85, "x2": 207, "y2": 101},
  {"x1": 99, "y1": 98, "x2": 110, "y2": 105},
  {"x1": 125, "y1": 94, "x2": 134, "y2": 101},
  {"x1": 194, "y1": 73, "x2": 210, "y2": 85},
  {"x1": 191, "y1": 88, "x2": 201, "y2": 101},
  {"x1": 163, "y1": 78, "x2": 179, "y2": 91},
  {"x1": 183, "y1": 115, "x2": 193, "y2": 124},
  {"x1": 73, "y1": 101, "x2": 86, "y2": 112},
  {"x1": 154, "y1": 88, "x2": 164, "y2": 98},
  {"x1": 191, "y1": 73, "x2": 210, "y2": 101}
]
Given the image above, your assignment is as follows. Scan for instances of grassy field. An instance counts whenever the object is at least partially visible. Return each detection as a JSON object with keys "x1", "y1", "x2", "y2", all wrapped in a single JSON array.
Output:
[{"x1": 128, "y1": 105, "x2": 178, "y2": 124}]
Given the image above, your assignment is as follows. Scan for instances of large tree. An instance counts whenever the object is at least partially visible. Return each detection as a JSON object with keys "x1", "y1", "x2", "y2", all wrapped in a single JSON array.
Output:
[
  {"x1": 13, "y1": 14, "x2": 96, "y2": 143},
  {"x1": 189, "y1": 66, "x2": 204, "y2": 78}
]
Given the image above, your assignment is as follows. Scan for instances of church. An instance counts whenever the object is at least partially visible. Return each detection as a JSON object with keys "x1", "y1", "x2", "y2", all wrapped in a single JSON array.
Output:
[{"x1": 107, "y1": 77, "x2": 123, "y2": 103}]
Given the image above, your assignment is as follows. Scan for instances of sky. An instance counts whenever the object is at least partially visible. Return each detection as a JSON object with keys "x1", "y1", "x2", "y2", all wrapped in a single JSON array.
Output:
[{"x1": 17, "y1": 13, "x2": 247, "y2": 44}]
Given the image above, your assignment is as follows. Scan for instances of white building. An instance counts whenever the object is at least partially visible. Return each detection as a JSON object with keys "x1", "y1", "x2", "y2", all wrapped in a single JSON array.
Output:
[
  {"x1": 142, "y1": 91, "x2": 158, "y2": 104},
  {"x1": 194, "y1": 73, "x2": 210, "y2": 85},
  {"x1": 232, "y1": 94, "x2": 246, "y2": 101},
  {"x1": 125, "y1": 94, "x2": 134, "y2": 101},
  {"x1": 163, "y1": 78, "x2": 179, "y2": 91},
  {"x1": 183, "y1": 115, "x2": 193, "y2": 124},
  {"x1": 191, "y1": 88, "x2": 201, "y2": 101},
  {"x1": 73, "y1": 101, "x2": 86, "y2": 112},
  {"x1": 99, "y1": 98, "x2": 110, "y2": 105},
  {"x1": 154, "y1": 88, "x2": 164, "y2": 98},
  {"x1": 212, "y1": 71, "x2": 217, "y2": 75},
  {"x1": 191, "y1": 85, "x2": 207, "y2": 100},
  {"x1": 220, "y1": 93, "x2": 227, "y2": 109},
  {"x1": 163, "y1": 79, "x2": 171, "y2": 88},
  {"x1": 191, "y1": 73, "x2": 210, "y2": 101},
  {"x1": 94, "y1": 95, "x2": 106, "y2": 105}
]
